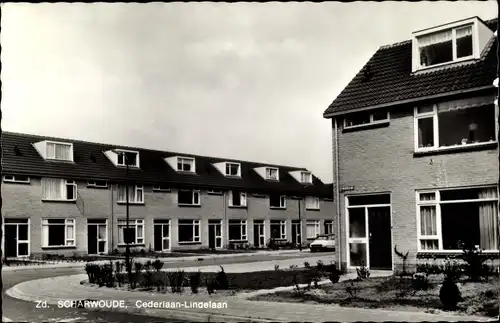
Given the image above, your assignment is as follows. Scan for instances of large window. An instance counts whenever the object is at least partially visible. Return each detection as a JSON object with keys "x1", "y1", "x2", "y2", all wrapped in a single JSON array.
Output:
[
  {"x1": 225, "y1": 163, "x2": 241, "y2": 176},
  {"x1": 177, "y1": 157, "x2": 195, "y2": 172},
  {"x1": 269, "y1": 194, "x2": 286, "y2": 209},
  {"x1": 305, "y1": 196, "x2": 320, "y2": 210},
  {"x1": 178, "y1": 189, "x2": 200, "y2": 205},
  {"x1": 417, "y1": 186, "x2": 498, "y2": 251},
  {"x1": 306, "y1": 220, "x2": 320, "y2": 239},
  {"x1": 270, "y1": 220, "x2": 286, "y2": 240},
  {"x1": 417, "y1": 25, "x2": 473, "y2": 68},
  {"x1": 228, "y1": 220, "x2": 247, "y2": 241},
  {"x1": 117, "y1": 219, "x2": 144, "y2": 245},
  {"x1": 324, "y1": 220, "x2": 334, "y2": 235},
  {"x1": 178, "y1": 220, "x2": 200, "y2": 243},
  {"x1": 42, "y1": 219, "x2": 75, "y2": 247},
  {"x1": 415, "y1": 99, "x2": 496, "y2": 151},
  {"x1": 46, "y1": 142, "x2": 73, "y2": 161},
  {"x1": 229, "y1": 191, "x2": 247, "y2": 207},
  {"x1": 116, "y1": 150, "x2": 139, "y2": 167},
  {"x1": 42, "y1": 178, "x2": 77, "y2": 201},
  {"x1": 117, "y1": 185, "x2": 144, "y2": 203},
  {"x1": 344, "y1": 109, "x2": 390, "y2": 129}
]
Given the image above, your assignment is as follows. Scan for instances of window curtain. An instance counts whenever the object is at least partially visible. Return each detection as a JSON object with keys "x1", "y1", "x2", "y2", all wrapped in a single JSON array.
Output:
[
  {"x1": 456, "y1": 26, "x2": 472, "y2": 39},
  {"x1": 418, "y1": 30, "x2": 452, "y2": 47},
  {"x1": 479, "y1": 187, "x2": 499, "y2": 250},
  {"x1": 42, "y1": 178, "x2": 63, "y2": 200},
  {"x1": 420, "y1": 205, "x2": 437, "y2": 235},
  {"x1": 117, "y1": 185, "x2": 135, "y2": 202},
  {"x1": 306, "y1": 223, "x2": 317, "y2": 239},
  {"x1": 240, "y1": 193, "x2": 247, "y2": 206},
  {"x1": 46, "y1": 143, "x2": 56, "y2": 158},
  {"x1": 437, "y1": 96, "x2": 495, "y2": 113},
  {"x1": 55, "y1": 144, "x2": 70, "y2": 160}
]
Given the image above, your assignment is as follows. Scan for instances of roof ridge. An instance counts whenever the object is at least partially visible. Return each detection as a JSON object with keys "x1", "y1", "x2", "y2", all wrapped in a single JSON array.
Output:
[
  {"x1": 379, "y1": 40, "x2": 412, "y2": 50},
  {"x1": 1, "y1": 130, "x2": 308, "y2": 171}
]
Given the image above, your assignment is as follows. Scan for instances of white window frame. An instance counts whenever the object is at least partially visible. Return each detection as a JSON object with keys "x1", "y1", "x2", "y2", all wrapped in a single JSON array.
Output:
[
  {"x1": 178, "y1": 219, "x2": 201, "y2": 244},
  {"x1": 414, "y1": 103, "x2": 498, "y2": 153},
  {"x1": 117, "y1": 219, "x2": 144, "y2": 245},
  {"x1": 269, "y1": 194, "x2": 286, "y2": 209},
  {"x1": 416, "y1": 186, "x2": 499, "y2": 253},
  {"x1": 153, "y1": 184, "x2": 171, "y2": 192},
  {"x1": 207, "y1": 189, "x2": 223, "y2": 195},
  {"x1": 225, "y1": 162, "x2": 241, "y2": 177},
  {"x1": 228, "y1": 191, "x2": 247, "y2": 207},
  {"x1": 41, "y1": 219, "x2": 75, "y2": 248},
  {"x1": 177, "y1": 157, "x2": 195, "y2": 173},
  {"x1": 45, "y1": 141, "x2": 74, "y2": 162},
  {"x1": 87, "y1": 180, "x2": 108, "y2": 188},
  {"x1": 117, "y1": 185, "x2": 144, "y2": 204},
  {"x1": 153, "y1": 219, "x2": 171, "y2": 252},
  {"x1": 177, "y1": 189, "x2": 201, "y2": 206},
  {"x1": 343, "y1": 111, "x2": 390, "y2": 130},
  {"x1": 228, "y1": 220, "x2": 248, "y2": 242},
  {"x1": 115, "y1": 149, "x2": 140, "y2": 168},
  {"x1": 324, "y1": 220, "x2": 334, "y2": 235},
  {"x1": 41, "y1": 178, "x2": 77, "y2": 201},
  {"x1": 270, "y1": 220, "x2": 287, "y2": 240},
  {"x1": 3, "y1": 175, "x2": 30, "y2": 184},
  {"x1": 305, "y1": 196, "x2": 320, "y2": 210},
  {"x1": 306, "y1": 220, "x2": 321, "y2": 239},
  {"x1": 4, "y1": 219, "x2": 31, "y2": 257},
  {"x1": 265, "y1": 167, "x2": 279, "y2": 181},
  {"x1": 300, "y1": 171, "x2": 313, "y2": 184}
]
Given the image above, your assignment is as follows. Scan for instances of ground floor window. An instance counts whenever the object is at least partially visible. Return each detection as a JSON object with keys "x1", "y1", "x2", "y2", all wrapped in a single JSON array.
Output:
[
  {"x1": 324, "y1": 220, "x2": 333, "y2": 235},
  {"x1": 42, "y1": 219, "x2": 75, "y2": 247},
  {"x1": 228, "y1": 220, "x2": 247, "y2": 241},
  {"x1": 417, "y1": 186, "x2": 498, "y2": 251},
  {"x1": 306, "y1": 220, "x2": 320, "y2": 239},
  {"x1": 117, "y1": 219, "x2": 144, "y2": 245},
  {"x1": 178, "y1": 219, "x2": 200, "y2": 243},
  {"x1": 4, "y1": 219, "x2": 30, "y2": 257},
  {"x1": 270, "y1": 220, "x2": 286, "y2": 239}
]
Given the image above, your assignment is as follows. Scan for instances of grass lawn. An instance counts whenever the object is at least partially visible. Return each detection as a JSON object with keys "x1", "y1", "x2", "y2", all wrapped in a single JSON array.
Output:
[{"x1": 251, "y1": 274, "x2": 499, "y2": 317}]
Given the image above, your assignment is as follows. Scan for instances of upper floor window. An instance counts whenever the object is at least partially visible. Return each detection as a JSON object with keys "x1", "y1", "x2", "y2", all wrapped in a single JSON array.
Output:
[
  {"x1": 265, "y1": 167, "x2": 279, "y2": 181},
  {"x1": 300, "y1": 171, "x2": 313, "y2": 184},
  {"x1": 42, "y1": 178, "x2": 77, "y2": 201},
  {"x1": 117, "y1": 185, "x2": 144, "y2": 204},
  {"x1": 305, "y1": 196, "x2": 320, "y2": 210},
  {"x1": 414, "y1": 98, "x2": 496, "y2": 152},
  {"x1": 153, "y1": 184, "x2": 170, "y2": 192},
  {"x1": 207, "y1": 189, "x2": 223, "y2": 195},
  {"x1": 344, "y1": 109, "x2": 390, "y2": 129},
  {"x1": 177, "y1": 157, "x2": 195, "y2": 172},
  {"x1": 46, "y1": 141, "x2": 73, "y2": 161},
  {"x1": 3, "y1": 175, "x2": 30, "y2": 184},
  {"x1": 87, "y1": 180, "x2": 108, "y2": 188},
  {"x1": 178, "y1": 189, "x2": 200, "y2": 206},
  {"x1": 229, "y1": 191, "x2": 247, "y2": 207},
  {"x1": 269, "y1": 194, "x2": 286, "y2": 209},
  {"x1": 225, "y1": 162, "x2": 241, "y2": 177},
  {"x1": 116, "y1": 150, "x2": 139, "y2": 168}
]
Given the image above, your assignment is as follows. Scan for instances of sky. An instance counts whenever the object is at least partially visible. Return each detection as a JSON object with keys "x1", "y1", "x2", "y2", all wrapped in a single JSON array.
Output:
[{"x1": 1, "y1": 2, "x2": 497, "y2": 182}]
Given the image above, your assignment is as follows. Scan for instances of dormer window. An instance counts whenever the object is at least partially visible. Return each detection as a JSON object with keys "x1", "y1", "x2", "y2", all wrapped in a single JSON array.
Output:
[
  {"x1": 177, "y1": 157, "x2": 195, "y2": 172},
  {"x1": 116, "y1": 150, "x2": 139, "y2": 168},
  {"x1": 225, "y1": 163, "x2": 241, "y2": 177},
  {"x1": 265, "y1": 167, "x2": 279, "y2": 181},
  {"x1": 300, "y1": 171, "x2": 313, "y2": 184},
  {"x1": 33, "y1": 141, "x2": 74, "y2": 162}
]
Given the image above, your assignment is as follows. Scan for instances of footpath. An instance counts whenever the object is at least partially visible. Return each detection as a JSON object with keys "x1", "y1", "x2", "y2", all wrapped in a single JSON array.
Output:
[{"x1": 6, "y1": 259, "x2": 495, "y2": 323}]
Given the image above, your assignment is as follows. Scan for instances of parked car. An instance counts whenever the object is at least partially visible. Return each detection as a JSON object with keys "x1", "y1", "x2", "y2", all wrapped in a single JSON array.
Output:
[{"x1": 310, "y1": 234, "x2": 336, "y2": 252}]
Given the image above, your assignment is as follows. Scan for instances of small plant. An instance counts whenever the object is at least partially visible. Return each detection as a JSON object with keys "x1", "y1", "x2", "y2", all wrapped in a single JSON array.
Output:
[
  {"x1": 140, "y1": 248, "x2": 146, "y2": 256},
  {"x1": 289, "y1": 264, "x2": 298, "y2": 270},
  {"x1": 292, "y1": 273, "x2": 305, "y2": 297},
  {"x1": 394, "y1": 245, "x2": 410, "y2": 276},
  {"x1": 206, "y1": 278, "x2": 216, "y2": 295},
  {"x1": 267, "y1": 238, "x2": 278, "y2": 250},
  {"x1": 439, "y1": 276, "x2": 461, "y2": 310},
  {"x1": 411, "y1": 272, "x2": 430, "y2": 291},
  {"x1": 458, "y1": 242, "x2": 488, "y2": 282},
  {"x1": 85, "y1": 263, "x2": 100, "y2": 284},
  {"x1": 274, "y1": 264, "x2": 280, "y2": 271},
  {"x1": 103, "y1": 262, "x2": 115, "y2": 287},
  {"x1": 152, "y1": 258, "x2": 164, "y2": 272},
  {"x1": 143, "y1": 261, "x2": 154, "y2": 289},
  {"x1": 356, "y1": 262, "x2": 370, "y2": 279},
  {"x1": 189, "y1": 271, "x2": 202, "y2": 294},
  {"x1": 345, "y1": 280, "x2": 359, "y2": 300},
  {"x1": 441, "y1": 258, "x2": 462, "y2": 283},
  {"x1": 328, "y1": 265, "x2": 340, "y2": 284},
  {"x1": 114, "y1": 261, "x2": 125, "y2": 287},
  {"x1": 167, "y1": 270, "x2": 185, "y2": 293},
  {"x1": 215, "y1": 266, "x2": 229, "y2": 290},
  {"x1": 316, "y1": 260, "x2": 324, "y2": 271},
  {"x1": 304, "y1": 261, "x2": 311, "y2": 268}
]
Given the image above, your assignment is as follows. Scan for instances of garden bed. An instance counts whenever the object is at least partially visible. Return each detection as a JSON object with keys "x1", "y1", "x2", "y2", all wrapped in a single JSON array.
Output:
[{"x1": 250, "y1": 274, "x2": 499, "y2": 318}]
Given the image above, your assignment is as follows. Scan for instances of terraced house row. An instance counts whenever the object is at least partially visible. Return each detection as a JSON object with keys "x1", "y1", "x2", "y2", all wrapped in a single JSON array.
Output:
[{"x1": 1, "y1": 132, "x2": 334, "y2": 257}]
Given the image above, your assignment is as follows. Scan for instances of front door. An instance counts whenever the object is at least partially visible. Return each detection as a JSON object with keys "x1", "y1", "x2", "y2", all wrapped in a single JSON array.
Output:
[
  {"x1": 153, "y1": 220, "x2": 170, "y2": 252},
  {"x1": 208, "y1": 220, "x2": 222, "y2": 249},
  {"x1": 253, "y1": 220, "x2": 265, "y2": 248},
  {"x1": 4, "y1": 219, "x2": 30, "y2": 258},
  {"x1": 87, "y1": 219, "x2": 107, "y2": 255},
  {"x1": 291, "y1": 220, "x2": 302, "y2": 246},
  {"x1": 368, "y1": 207, "x2": 392, "y2": 270}
]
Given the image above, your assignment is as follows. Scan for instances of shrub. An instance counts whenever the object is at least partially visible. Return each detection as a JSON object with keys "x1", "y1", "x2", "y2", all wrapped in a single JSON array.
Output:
[
  {"x1": 167, "y1": 269, "x2": 185, "y2": 294},
  {"x1": 289, "y1": 264, "x2": 298, "y2": 270},
  {"x1": 458, "y1": 242, "x2": 488, "y2": 282},
  {"x1": 143, "y1": 261, "x2": 154, "y2": 289},
  {"x1": 215, "y1": 266, "x2": 229, "y2": 290},
  {"x1": 206, "y1": 278, "x2": 216, "y2": 295},
  {"x1": 328, "y1": 265, "x2": 340, "y2": 284},
  {"x1": 85, "y1": 263, "x2": 100, "y2": 284},
  {"x1": 304, "y1": 261, "x2": 311, "y2": 268},
  {"x1": 441, "y1": 258, "x2": 462, "y2": 283},
  {"x1": 152, "y1": 258, "x2": 164, "y2": 272},
  {"x1": 439, "y1": 277, "x2": 461, "y2": 310},
  {"x1": 305, "y1": 268, "x2": 322, "y2": 289},
  {"x1": 274, "y1": 264, "x2": 280, "y2": 271},
  {"x1": 416, "y1": 262, "x2": 442, "y2": 275},
  {"x1": 356, "y1": 262, "x2": 370, "y2": 279},
  {"x1": 115, "y1": 261, "x2": 125, "y2": 287},
  {"x1": 345, "y1": 280, "x2": 359, "y2": 299},
  {"x1": 411, "y1": 272, "x2": 430, "y2": 291},
  {"x1": 102, "y1": 262, "x2": 115, "y2": 287},
  {"x1": 267, "y1": 238, "x2": 278, "y2": 250},
  {"x1": 316, "y1": 260, "x2": 324, "y2": 271},
  {"x1": 189, "y1": 271, "x2": 202, "y2": 294}
]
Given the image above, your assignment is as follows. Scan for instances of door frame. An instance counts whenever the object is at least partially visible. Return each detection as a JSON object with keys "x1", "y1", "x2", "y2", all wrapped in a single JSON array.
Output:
[
  {"x1": 344, "y1": 193, "x2": 393, "y2": 271},
  {"x1": 253, "y1": 220, "x2": 266, "y2": 248},
  {"x1": 153, "y1": 219, "x2": 171, "y2": 252},
  {"x1": 208, "y1": 220, "x2": 223, "y2": 249},
  {"x1": 291, "y1": 220, "x2": 302, "y2": 245},
  {"x1": 87, "y1": 219, "x2": 108, "y2": 255},
  {"x1": 4, "y1": 218, "x2": 31, "y2": 258}
]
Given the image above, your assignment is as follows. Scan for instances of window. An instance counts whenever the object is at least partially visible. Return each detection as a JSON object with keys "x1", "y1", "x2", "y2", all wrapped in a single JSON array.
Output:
[
  {"x1": 228, "y1": 220, "x2": 247, "y2": 241},
  {"x1": 306, "y1": 220, "x2": 321, "y2": 239},
  {"x1": 417, "y1": 25, "x2": 473, "y2": 68},
  {"x1": 324, "y1": 220, "x2": 334, "y2": 235},
  {"x1": 305, "y1": 196, "x2": 320, "y2": 210},
  {"x1": 118, "y1": 219, "x2": 144, "y2": 245},
  {"x1": 417, "y1": 186, "x2": 498, "y2": 251},
  {"x1": 46, "y1": 142, "x2": 73, "y2": 161},
  {"x1": 415, "y1": 99, "x2": 496, "y2": 151},
  {"x1": 300, "y1": 171, "x2": 313, "y2": 184},
  {"x1": 153, "y1": 184, "x2": 170, "y2": 192},
  {"x1": 270, "y1": 220, "x2": 286, "y2": 240},
  {"x1": 225, "y1": 163, "x2": 241, "y2": 176},
  {"x1": 3, "y1": 175, "x2": 30, "y2": 183},
  {"x1": 269, "y1": 194, "x2": 286, "y2": 209},
  {"x1": 178, "y1": 189, "x2": 200, "y2": 205},
  {"x1": 207, "y1": 189, "x2": 223, "y2": 195},
  {"x1": 177, "y1": 157, "x2": 195, "y2": 172},
  {"x1": 42, "y1": 219, "x2": 75, "y2": 247},
  {"x1": 42, "y1": 178, "x2": 77, "y2": 201},
  {"x1": 229, "y1": 191, "x2": 247, "y2": 207},
  {"x1": 117, "y1": 185, "x2": 144, "y2": 203},
  {"x1": 116, "y1": 150, "x2": 139, "y2": 167},
  {"x1": 87, "y1": 180, "x2": 108, "y2": 188},
  {"x1": 178, "y1": 220, "x2": 201, "y2": 243},
  {"x1": 265, "y1": 167, "x2": 279, "y2": 180},
  {"x1": 344, "y1": 110, "x2": 390, "y2": 129}
]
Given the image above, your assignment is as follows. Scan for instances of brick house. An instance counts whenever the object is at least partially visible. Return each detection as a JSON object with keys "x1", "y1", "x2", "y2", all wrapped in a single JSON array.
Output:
[
  {"x1": 323, "y1": 16, "x2": 499, "y2": 272},
  {"x1": 1, "y1": 131, "x2": 334, "y2": 257}
]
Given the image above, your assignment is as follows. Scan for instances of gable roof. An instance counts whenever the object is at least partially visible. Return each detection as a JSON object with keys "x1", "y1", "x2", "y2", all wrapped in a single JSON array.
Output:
[
  {"x1": 1, "y1": 131, "x2": 333, "y2": 198},
  {"x1": 323, "y1": 18, "x2": 498, "y2": 117}
]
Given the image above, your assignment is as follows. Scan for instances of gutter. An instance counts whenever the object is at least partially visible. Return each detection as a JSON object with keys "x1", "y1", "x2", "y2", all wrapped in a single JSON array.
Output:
[
  {"x1": 323, "y1": 85, "x2": 495, "y2": 118},
  {"x1": 334, "y1": 118, "x2": 342, "y2": 269}
]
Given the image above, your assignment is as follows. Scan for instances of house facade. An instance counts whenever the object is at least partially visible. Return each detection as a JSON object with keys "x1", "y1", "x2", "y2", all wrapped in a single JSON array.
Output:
[
  {"x1": 1, "y1": 132, "x2": 334, "y2": 258},
  {"x1": 323, "y1": 16, "x2": 499, "y2": 273}
]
